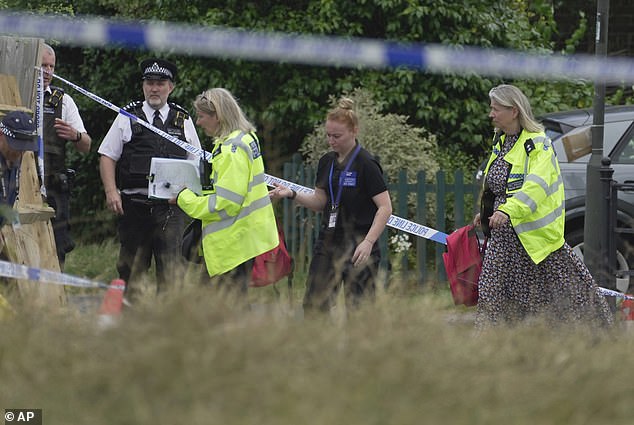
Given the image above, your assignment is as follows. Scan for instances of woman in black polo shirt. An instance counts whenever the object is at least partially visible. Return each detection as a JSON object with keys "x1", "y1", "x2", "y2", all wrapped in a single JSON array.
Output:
[{"x1": 270, "y1": 97, "x2": 392, "y2": 315}]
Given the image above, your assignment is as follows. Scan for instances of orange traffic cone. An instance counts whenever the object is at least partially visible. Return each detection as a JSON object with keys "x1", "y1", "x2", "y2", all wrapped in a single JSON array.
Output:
[{"x1": 98, "y1": 279, "x2": 126, "y2": 328}]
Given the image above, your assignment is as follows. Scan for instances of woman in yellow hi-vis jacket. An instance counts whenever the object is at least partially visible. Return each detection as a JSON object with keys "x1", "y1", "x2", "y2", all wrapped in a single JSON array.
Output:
[
  {"x1": 176, "y1": 88, "x2": 278, "y2": 296},
  {"x1": 473, "y1": 84, "x2": 613, "y2": 329}
]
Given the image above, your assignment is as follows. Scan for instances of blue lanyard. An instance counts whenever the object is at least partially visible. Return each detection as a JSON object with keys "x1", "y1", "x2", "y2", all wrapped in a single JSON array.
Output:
[{"x1": 328, "y1": 143, "x2": 361, "y2": 210}]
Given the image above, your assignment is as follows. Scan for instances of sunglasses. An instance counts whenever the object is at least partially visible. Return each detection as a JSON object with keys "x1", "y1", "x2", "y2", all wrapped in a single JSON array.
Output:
[{"x1": 199, "y1": 92, "x2": 216, "y2": 114}]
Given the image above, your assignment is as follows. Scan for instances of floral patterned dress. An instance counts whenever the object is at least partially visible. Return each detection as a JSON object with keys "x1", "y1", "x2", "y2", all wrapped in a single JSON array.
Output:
[{"x1": 475, "y1": 134, "x2": 614, "y2": 329}]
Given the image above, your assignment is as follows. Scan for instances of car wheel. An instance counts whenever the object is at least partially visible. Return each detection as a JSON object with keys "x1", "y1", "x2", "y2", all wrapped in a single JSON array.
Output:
[{"x1": 566, "y1": 228, "x2": 632, "y2": 294}]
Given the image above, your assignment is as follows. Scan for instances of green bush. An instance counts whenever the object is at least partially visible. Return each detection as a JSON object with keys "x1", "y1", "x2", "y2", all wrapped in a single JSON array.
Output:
[{"x1": 300, "y1": 88, "x2": 440, "y2": 187}]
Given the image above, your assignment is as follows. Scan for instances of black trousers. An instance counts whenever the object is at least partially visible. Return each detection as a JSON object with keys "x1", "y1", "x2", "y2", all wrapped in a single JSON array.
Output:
[
  {"x1": 117, "y1": 195, "x2": 185, "y2": 299},
  {"x1": 303, "y1": 235, "x2": 379, "y2": 315},
  {"x1": 209, "y1": 258, "x2": 253, "y2": 291},
  {"x1": 46, "y1": 187, "x2": 73, "y2": 267}
]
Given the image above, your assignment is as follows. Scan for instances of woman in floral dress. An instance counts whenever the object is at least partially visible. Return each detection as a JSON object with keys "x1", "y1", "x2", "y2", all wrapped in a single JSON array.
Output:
[{"x1": 474, "y1": 84, "x2": 613, "y2": 329}]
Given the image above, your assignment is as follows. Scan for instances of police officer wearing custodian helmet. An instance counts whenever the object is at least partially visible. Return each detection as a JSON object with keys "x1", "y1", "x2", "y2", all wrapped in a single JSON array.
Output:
[{"x1": 98, "y1": 58, "x2": 201, "y2": 300}]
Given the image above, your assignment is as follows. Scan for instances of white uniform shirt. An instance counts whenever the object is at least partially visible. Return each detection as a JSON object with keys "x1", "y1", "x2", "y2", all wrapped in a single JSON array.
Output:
[
  {"x1": 98, "y1": 101, "x2": 201, "y2": 162},
  {"x1": 47, "y1": 86, "x2": 87, "y2": 133}
]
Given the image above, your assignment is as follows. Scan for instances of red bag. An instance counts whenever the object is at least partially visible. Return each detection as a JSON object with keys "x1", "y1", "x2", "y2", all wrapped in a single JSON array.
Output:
[
  {"x1": 250, "y1": 225, "x2": 293, "y2": 287},
  {"x1": 442, "y1": 225, "x2": 484, "y2": 306}
]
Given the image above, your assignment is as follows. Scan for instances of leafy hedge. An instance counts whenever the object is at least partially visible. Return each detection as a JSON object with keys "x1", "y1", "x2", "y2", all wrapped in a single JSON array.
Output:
[{"x1": 3, "y1": 0, "x2": 632, "y2": 242}]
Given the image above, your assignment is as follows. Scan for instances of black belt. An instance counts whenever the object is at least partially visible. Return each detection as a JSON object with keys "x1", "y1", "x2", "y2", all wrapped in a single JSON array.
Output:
[
  {"x1": 121, "y1": 193, "x2": 169, "y2": 205},
  {"x1": 45, "y1": 173, "x2": 68, "y2": 190}
]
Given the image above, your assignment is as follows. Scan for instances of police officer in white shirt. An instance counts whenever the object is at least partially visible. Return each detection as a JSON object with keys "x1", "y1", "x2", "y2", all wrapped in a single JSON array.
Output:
[
  {"x1": 99, "y1": 58, "x2": 201, "y2": 300},
  {"x1": 41, "y1": 43, "x2": 92, "y2": 268}
]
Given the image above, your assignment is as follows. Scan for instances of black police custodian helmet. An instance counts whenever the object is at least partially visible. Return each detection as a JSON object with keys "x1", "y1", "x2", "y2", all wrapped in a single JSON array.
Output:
[
  {"x1": 0, "y1": 111, "x2": 38, "y2": 151},
  {"x1": 140, "y1": 58, "x2": 177, "y2": 82}
]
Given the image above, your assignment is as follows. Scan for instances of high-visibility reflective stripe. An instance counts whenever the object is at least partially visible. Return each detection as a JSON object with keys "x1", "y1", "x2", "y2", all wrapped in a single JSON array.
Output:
[
  {"x1": 215, "y1": 186, "x2": 245, "y2": 205},
  {"x1": 525, "y1": 174, "x2": 548, "y2": 190},
  {"x1": 251, "y1": 172, "x2": 265, "y2": 187},
  {"x1": 550, "y1": 152, "x2": 558, "y2": 170},
  {"x1": 526, "y1": 174, "x2": 563, "y2": 195},
  {"x1": 207, "y1": 193, "x2": 217, "y2": 212},
  {"x1": 522, "y1": 136, "x2": 549, "y2": 175},
  {"x1": 209, "y1": 132, "x2": 255, "y2": 185},
  {"x1": 218, "y1": 209, "x2": 230, "y2": 221},
  {"x1": 228, "y1": 140, "x2": 253, "y2": 160},
  {"x1": 513, "y1": 191, "x2": 538, "y2": 213},
  {"x1": 202, "y1": 194, "x2": 272, "y2": 236},
  {"x1": 204, "y1": 196, "x2": 231, "y2": 221},
  {"x1": 206, "y1": 133, "x2": 262, "y2": 203},
  {"x1": 515, "y1": 204, "x2": 564, "y2": 235},
  {"x1": 221, "y1": 131, "x2": 259, "y2": 162},
  {"x1": 244, "y1": 173, "x2": 266, "y2": 194},
  {"x1": 511, "y1": 174, "x2": 563, "y2": 213},
  {"x1": 208, "y1": 173, "x2": 267, "y2": 209}
]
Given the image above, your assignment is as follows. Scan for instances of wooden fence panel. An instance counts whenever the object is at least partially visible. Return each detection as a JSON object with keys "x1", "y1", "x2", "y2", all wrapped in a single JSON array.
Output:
[
  {"x1": 0, "y1": 36, "x2": 41, "y2": 110},
  {"x1": 279, "y1": 155, "x2": 480, "y2": 286}
]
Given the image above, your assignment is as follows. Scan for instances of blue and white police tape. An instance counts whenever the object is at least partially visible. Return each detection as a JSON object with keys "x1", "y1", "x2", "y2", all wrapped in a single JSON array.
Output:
[
  {"x1": 44, "y1": 71, "x2": 450, "y2": 245},
  {"x1": 0, "y1": 259, "x2": 120, "y2": 291},
  {"x1": 264, "y1": 174, "x2": 448, "y2": 245},
  {"x1": 35, "y1": 70, "x2": 45, "y2": 183},
  {"x1": 36, "y1": 69, "x2": 212, "y2": 161},
  {"x1": 6, "y1": 11, "x2": 634, "y2": 82}
]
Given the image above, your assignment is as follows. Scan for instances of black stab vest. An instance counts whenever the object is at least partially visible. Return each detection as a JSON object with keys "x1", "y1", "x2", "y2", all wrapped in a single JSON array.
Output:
[
  {"x1": 116, "y1": 102, "x2": 189, "y2": 189},
  {"x1": 43, "y1": 86, "x2": 66, "y2": 177}
]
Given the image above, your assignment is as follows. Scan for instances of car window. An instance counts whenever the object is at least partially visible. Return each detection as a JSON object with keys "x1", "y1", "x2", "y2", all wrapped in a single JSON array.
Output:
[
  {"x1": 612, "y1": 124, "x2": 634, "y2": 164},
  {"x1": 545, "y1": 128, "x2": 562, "y2": 141},
  {"x1": 605, "y1": 121, "x2": 634, "y2": 155},
  {"x1": 557, "y1": 125, "x2": 592, "y2": 162},
  {"x1": 554, "y1": 121, "x2": 633, "y2": 163}
]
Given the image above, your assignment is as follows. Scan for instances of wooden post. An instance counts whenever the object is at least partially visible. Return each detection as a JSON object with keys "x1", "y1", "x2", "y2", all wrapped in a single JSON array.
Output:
[
  {"x1": 1, "y1": 151, "x2": 63, "y2": 306},
  {"x1": 0, "y1": 36, "x2": 66, "y2": 307}
]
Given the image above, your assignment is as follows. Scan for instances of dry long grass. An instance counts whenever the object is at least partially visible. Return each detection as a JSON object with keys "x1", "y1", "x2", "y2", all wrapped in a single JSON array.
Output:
[
  {"x1": 1, "y1": 243, "x2": 633, "y2": 425},
  {"x1": 1, "y1": 290, "x2": 632, "y2": 425}
]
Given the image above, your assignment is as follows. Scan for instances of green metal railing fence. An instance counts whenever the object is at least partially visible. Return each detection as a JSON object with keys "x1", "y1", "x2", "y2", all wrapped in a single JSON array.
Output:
[{"x1": 278, "y1": 155, "x2": 480, "y2": 285}]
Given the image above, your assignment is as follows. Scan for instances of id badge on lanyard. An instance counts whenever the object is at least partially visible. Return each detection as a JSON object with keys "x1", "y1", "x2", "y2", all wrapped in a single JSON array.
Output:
[
  {"x1": 328, "y1": 144, "x2": 361, "y2": 229},
  {"x1": 328, "y1": 207, "x2": 338, "y2": 229}
]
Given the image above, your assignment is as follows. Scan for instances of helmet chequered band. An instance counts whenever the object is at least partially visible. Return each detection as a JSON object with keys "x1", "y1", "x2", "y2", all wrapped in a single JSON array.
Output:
[
  {"x1": 144, "y1": 62, "x2": 173, "y2": 79},
  {"x1": 0, "y1": 122, "x2": 16, "y2": 139}
]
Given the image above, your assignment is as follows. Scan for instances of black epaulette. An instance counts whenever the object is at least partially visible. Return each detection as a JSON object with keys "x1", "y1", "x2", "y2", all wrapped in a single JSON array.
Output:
[
  {"x1": 47, "y1": 85, "x2": 65, "y2": 108},
  {"x1": 169, "y1": 102, "x2": 190, "y2": 129},
  {"x1": 125, "y1": 101, "x2": 144, "y2": 136},
  {"x1": 524, "y1": 139, "x2": 535, "y2": 155},
  {"x1": 123, "y1": 100, "x2": 144, "y2": 112}
]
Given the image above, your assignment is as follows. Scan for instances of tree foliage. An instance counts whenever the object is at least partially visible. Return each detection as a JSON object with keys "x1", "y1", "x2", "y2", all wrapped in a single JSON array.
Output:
[
  {"x1": 301, "y1": 88, "x2": 441, "y2": 229},
  {"x1": 300, "y1": 88, "x2": 439, "y2": 186},
  {"x1": 3, "y1": 0, "x2": 625, "y2": 241}
]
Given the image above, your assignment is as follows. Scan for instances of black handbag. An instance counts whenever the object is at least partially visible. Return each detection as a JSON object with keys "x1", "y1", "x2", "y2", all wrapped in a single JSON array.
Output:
[
  {"x1": 480, "y1": 184, "x2": 495, "y2": 238},
  {"x1": 182, "y1": 219, "x2": 203, "y2": 263}
]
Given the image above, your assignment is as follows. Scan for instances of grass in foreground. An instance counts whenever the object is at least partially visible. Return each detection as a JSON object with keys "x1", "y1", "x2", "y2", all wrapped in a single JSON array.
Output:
[
  {"x1": 2, "y1": 240, "x2": 632, "y2": 425},
  {"x1": 0, "y1": 280, "x2": 632, "y2": 425}
]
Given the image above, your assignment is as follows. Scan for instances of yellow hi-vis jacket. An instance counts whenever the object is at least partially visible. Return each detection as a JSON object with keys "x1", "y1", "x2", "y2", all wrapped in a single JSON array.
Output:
[
  {"x1": 177, "y1": 130, "x2": 278, "y2": 276},
  {"x1": 482, "y1": 129, "x2": 565, "y2": 264}
]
